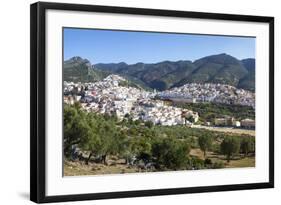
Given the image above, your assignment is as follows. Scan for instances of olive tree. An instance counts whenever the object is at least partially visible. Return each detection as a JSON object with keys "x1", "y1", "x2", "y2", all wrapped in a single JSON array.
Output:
[
  {"x1": 152, "y1": 137, "x2": 190, "y2": 170},
  {"x1": 198, "y1": 135, "x2": 212, "y2": 158},
  {"x1": 64, "y1": 104, "x2": 90, "y2": 158},
  {"x1": 240, "y1": 137, "x2": 255, "y2": 157},
  {"x1": 220, "y1": 137, "x2": 240, "y2": 162}
]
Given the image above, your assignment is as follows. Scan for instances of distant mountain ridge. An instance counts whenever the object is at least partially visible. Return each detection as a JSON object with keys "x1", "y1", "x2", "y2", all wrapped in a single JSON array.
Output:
[{"x1": 64, "y1": 53, "x2": 255, "y2": 91}]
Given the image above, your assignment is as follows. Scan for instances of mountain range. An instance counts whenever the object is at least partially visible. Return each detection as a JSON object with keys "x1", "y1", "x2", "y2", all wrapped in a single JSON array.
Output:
[{"x1": 63, "y1": 53, "x2": 255, "y2": 91}]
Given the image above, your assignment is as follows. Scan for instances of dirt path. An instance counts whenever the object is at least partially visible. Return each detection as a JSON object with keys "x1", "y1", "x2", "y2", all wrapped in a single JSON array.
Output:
[
  {"x1": 64, "y1": 160, "x2": 139, "y2": 176},
  {"x1": 193, "y1": 125, "x2": 255, "y2": 136}
]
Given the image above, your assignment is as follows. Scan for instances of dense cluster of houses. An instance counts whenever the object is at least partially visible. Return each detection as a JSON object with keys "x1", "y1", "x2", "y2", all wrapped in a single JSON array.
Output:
[
  {"x1": 158, "y1": 83, "x2": 255, "y2": 108},
  {"x1": 64, "y1": 75, "x2": 199, "y2": 126},
  {"x1": 64, "y1": 75, "x2": 255, "y2": 128}
]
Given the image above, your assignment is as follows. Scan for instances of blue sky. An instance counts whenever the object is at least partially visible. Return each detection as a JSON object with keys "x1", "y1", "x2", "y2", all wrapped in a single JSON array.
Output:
[{"x1": 64, "y1": 28, "x2": 255, "y2": 64}]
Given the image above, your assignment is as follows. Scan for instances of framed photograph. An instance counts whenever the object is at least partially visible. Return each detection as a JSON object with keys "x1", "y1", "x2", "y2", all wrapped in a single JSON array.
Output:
[{"x1": 30, "y1": 2, "x2": 274, "y2": 203}]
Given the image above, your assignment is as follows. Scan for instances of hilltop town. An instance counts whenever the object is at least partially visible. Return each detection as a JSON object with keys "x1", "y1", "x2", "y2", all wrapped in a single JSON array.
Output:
[
  {"x1": 64, "y1": 75, "x2": 199, "y2": 126},
  {"x1": 64, "y1": 74, "x2": 255, "y2": 128}
]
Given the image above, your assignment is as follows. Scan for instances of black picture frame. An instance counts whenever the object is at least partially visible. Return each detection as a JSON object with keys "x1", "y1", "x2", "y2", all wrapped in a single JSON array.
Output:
[{"x1": 30, "y1": 1, "x2": 274, "y2": 203}]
